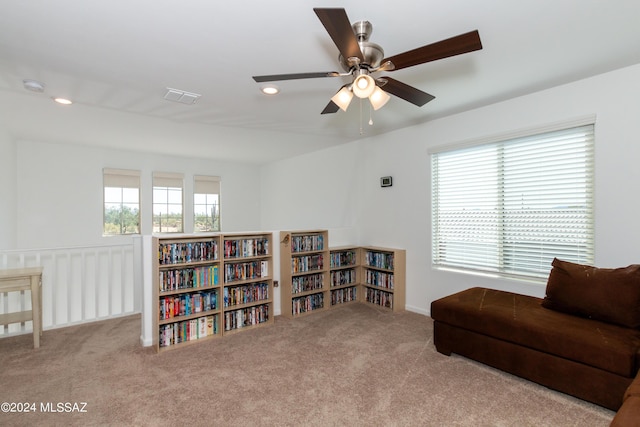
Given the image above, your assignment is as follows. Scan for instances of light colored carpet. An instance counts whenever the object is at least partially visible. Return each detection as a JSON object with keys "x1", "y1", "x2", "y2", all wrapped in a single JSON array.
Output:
[{"x1": 0, "y1": 303, "x2": 615, "y2": 426}]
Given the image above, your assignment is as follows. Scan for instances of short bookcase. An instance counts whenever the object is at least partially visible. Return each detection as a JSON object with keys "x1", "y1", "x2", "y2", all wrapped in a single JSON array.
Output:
[
  {"x1": 153, "y1": 234, "x2": 223, "y2": 352},
  {"x1": 279, "y1": 230, "x2": 329, "y2": 318},
  {"x1": 221, "y1": 232, "x2": 274, "y2": 335},
  {"x1": 280, "y1": 230, "x2": 406, "y2": 317},
  {"x1": 153, "y1": 232, "x2": 273, "y2": 352},
  {"x1": 360, "y1": 246, "x2": 406, "y2": 312},
  {"x1": 329, "y1": 246, "x2": 360, "y2": 307}
]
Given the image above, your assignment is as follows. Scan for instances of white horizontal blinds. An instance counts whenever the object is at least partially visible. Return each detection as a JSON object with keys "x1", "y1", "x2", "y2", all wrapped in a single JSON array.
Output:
[
  {"x1": 194, "y1": 175, "x2": 220, "y2": 195},
  {"x1": 432, "y1": 144, "x2": 501, "y2": 273},
  {"x1": 501, "y1": 125, "x2": 594, "y2": 276},
  {"x1": 432, "y1": 124, "x2": 594, "y2": 279},
  {"x1": 103, "y1": 168, "x2": 140, "y2": 188},
  {"x1": 152, "y1": 172, "x2": 183, "y2": 188}
]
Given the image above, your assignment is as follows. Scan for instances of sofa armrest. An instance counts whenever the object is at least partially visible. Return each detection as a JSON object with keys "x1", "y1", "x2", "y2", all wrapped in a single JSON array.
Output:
[
  {"x1": 611, "y1": 372, "x2": 640, "y2": 427},
  {"x1": 623, "y1": 374, "x2": 640, "y2": 400},
  {"x1": 610, "y1": 395, "x2": 640, "y2": 427}
]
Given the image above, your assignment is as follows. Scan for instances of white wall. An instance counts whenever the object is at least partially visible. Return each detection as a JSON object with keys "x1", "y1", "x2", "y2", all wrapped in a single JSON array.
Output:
[
  {"x1": 260, "y1": 142, "x2": 361, "y2": 246},
  {"x1": 15, "y1": 140, "x2": 262, "y2": 249},
  {"x1": 6, "y1": 64, "x2": 640, "y2": 319},
  {"x1": 0, "y1": 131, "x2": 17, "y2": 249},
  {"x1": 261, "y1": 63, "x2": 640, "y2": 315}
]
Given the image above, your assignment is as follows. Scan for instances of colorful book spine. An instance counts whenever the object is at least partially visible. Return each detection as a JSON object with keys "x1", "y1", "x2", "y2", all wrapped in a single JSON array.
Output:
[
  {"x1": 290, "y1": 234, "x2": 324, "y2": 253},
  {"x1": 223, "y1": 283, "x2": 270, "y2": 307},
  {"x1": 291, "y1": 292, "x2": 324, "y2": 315},
  {"x1": 365, "y1": 251, "x2": 394, "y2": 270},
  {"x1": 330, "y1": 287, "x2": 357, "y2": 305},
  {"x1": 223, "y1": 304, "x2": 270, "y2": 331},
  {"x1": 158, "y1": 314, "x2": 218, "y2": 348}
]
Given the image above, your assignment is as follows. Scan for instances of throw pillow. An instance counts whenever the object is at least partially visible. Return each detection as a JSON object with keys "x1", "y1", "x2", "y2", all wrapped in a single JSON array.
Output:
[{"x1": 542, "y1": 258, "x2": 640, "y2": 328}]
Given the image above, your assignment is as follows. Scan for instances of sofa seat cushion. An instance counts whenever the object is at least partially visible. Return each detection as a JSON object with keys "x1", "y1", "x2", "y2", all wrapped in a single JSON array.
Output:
[{"x1": 431, "y1": 287, "x2": 640, "y2": 377}]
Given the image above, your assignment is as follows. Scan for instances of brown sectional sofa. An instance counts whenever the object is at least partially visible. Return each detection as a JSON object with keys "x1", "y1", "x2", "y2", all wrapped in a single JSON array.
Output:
[
  {"x1": 431, "y1": 258, "x2": 640, "y2": 422},
  {"x1": 611, "y1": 375, "x2": 640, "y2": 426}
]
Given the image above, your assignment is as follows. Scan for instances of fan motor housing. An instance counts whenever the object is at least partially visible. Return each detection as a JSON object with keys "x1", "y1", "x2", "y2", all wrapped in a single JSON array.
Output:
[{"x1": 339, "y1": 20, "x2": 385, "y2": 71}]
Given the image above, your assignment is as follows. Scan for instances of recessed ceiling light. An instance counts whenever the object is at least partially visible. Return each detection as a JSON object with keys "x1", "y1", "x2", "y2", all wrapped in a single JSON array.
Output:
[
  {"x1": 53, "y1": 97, "x2": 73, "y2": 105},
  {"x1": 260, "y1": 85, "x2": 279, "y2": 95}
]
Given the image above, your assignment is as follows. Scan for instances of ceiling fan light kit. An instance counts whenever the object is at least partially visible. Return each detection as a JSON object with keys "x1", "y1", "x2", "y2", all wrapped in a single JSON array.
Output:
[
  {"x1": 252, "y1": 7, "x2": 482, "y2": 119},
  {"x1": 369, "y1": 86, "x2": 390, "y2": 110},
  {"x1": 331, "y1": 86, "x2": 353, "y2": 111},
  {"x1": 352, "y1": 74, "x2": 375, "y2": 98}
]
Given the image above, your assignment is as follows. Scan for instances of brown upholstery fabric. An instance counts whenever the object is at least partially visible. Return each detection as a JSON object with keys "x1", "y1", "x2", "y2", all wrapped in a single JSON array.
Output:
[
  {"x1": 431, "y1": 287, "x2": 640, "y2": 377},
  {"x1": 610, "y1": 395, "x2": 640, "y2": 427},
  {"x1": 433, "y1": 321, "x2": 632, "y2": 411},
  {"x1": 624, "y1": 372, "x2": 640, "y2": 400},
  {"x1": 542, "y1": 258, "x2": 640, "y2": 329},
  {"x1": 611, "y1": 374, "x2": 640, "y2": 426}
]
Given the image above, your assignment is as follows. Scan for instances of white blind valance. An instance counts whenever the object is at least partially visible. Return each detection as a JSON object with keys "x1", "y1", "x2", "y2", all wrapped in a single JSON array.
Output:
[
  {"x1": 431, "y1": 124, "x2": 595, "y2": 280},
  {"x1": 194, "y1": 175, "x2": 221, "y2": 194},
  {"x1": 103, "y1": 168, "x2": 140, "y2": 188},
  {"x1": 153, "y1": 172, "x2": 183, "y2": 188}
]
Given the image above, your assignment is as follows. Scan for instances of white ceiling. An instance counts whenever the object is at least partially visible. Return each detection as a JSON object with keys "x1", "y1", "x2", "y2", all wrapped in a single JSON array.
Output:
[{"x1": 1, "y1": 1, "x2": 640, "y2": 165}]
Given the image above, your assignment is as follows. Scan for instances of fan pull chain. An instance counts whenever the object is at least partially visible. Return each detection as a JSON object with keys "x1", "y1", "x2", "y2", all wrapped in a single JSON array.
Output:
[
  {"x1": 359, "y1": 98, "x2": 364, "y2": 135},
  {"x1": 369, "y1": 102, "x2": 373, "y2": 126}
]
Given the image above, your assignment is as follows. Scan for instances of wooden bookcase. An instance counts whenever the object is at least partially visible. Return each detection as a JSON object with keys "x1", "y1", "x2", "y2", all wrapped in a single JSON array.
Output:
[
  {"x1": 279, "y1": 230, "x2": 329, "y2": 318},
  {"x1": 329, "y1": 246, "x2": 360, "y2": 307},
  {"x1": 153, "y1": 234, "x2": 223, "y2": 352},
  {"x1": 152, "y1": 232, "x2": 273, "y2": 352},
  {"x1": 280, "y1": 230, "x2": 406, "y2": 317},
  {"x1": 361, "y1": 246, "x2": 406, "y2": 312},
  {"x1": 221, "y1": 232, "x2": 274, "y2": 334}
]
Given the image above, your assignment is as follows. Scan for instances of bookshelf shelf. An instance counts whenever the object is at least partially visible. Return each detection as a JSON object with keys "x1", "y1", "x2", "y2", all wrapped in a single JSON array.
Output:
[{"x1": 152, "y1": 232, "x2": 273, "y2": 352}]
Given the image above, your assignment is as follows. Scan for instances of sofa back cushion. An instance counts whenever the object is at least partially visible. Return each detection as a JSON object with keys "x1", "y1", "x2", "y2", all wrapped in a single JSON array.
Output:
[{"x1": 542, "y1": 258, "x2": 640, "y2": 329}]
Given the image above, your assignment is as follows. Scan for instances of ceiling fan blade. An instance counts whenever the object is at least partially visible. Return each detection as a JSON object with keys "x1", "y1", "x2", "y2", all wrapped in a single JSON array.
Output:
[
  {"x1": 378, "y1": 77, "x2": 435, "y2": 107},
  {"x1": 314, "y1": 8, "x2": 364, "y2": 63},
  {"x1": 321, "y1": 100, "x2": 340, "y2": 115},
  {"x1": 382, "y1": 30, "x2": 482, "y2": 71},
  {"x1": 253, "y1": 72, "x2": 340, "y2": 83}
]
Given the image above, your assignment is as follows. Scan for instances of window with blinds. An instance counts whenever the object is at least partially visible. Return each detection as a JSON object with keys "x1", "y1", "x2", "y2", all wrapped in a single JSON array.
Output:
[
  {"x1": 153, "y1": 172, "x2": 184, "y2": 233},
  {"x1": 431, "y1": 124, "x2": 594, "y2": 280},
  {"x1": 103, "y1": 168, "x2": 140, "y2": 235},
  {"x1": 194, "y1": 175, "x2": 221, "y2": 232}
]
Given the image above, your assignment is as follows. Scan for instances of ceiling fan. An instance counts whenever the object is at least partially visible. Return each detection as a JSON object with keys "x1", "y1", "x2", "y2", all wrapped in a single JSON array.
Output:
[{"x1": 252, "y1": 8, "x2": 482, "y2": 114}]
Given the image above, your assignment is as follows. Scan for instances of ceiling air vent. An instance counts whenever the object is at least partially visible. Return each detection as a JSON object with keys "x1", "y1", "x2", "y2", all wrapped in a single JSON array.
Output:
[{"x1": 164, "y1": 88, "x2": 201, "y2": 105}]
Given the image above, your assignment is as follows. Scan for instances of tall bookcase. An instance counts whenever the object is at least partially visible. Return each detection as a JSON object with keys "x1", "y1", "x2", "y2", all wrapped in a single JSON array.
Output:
[
  {"x1": 280, "y1": 230, "x2": 406, "y2": 317},
  {"x1": 279, "y1": 230, "x2": 329, "y2": 318},
  {"x1": 361, "y1": 246, "x2": 406, "y2": 312},
  {"x1": 221, "y1": 232, "x2": 274, "y2": 334},
  {"x1": 329, "y1": 246, "x2": 360, "y2": 307},
  {"x1": 153, "y1": 232, "x2": 273, "y2": 352},
  {"x1": 153, "y1": 234, "x2": 223, "y2": 352}
]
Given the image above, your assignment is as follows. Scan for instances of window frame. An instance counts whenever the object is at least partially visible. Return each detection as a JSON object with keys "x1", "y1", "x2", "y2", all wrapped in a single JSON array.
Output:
[
  {"x1": 152, "y1": 172, "x2": 184, "y2": 233},
  {"x1": 430, "y1": 118, "x2": 595, "y2": 281},
  {"x1": 103, "y1": 168, "x2": 141, "y2": 236},
  {"x1": 193, "y1": 175, "x2": 221, "y2": 233}
]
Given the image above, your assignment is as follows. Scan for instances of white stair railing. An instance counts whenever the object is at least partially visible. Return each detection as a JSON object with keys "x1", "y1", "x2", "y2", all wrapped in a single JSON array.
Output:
[{"x1": 0, "y1": 243, "x2": 139, "y2": 336}]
